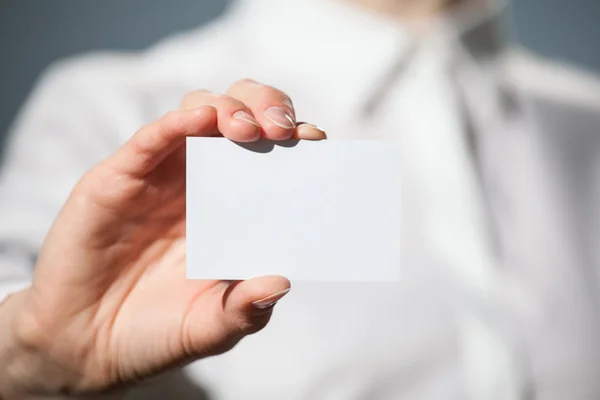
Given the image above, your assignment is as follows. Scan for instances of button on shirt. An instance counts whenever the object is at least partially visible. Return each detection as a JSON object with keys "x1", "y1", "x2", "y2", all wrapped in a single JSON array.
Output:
[{"x1": 1, "y1": 0, "x2": 600, "y2": 399}]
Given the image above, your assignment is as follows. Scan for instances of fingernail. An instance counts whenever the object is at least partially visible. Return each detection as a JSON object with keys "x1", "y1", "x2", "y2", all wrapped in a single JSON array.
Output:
[
  {"x1": 264, "y1": 107, "x2": 295, "y2": 129},
  {"x1": 233, "y1": 110, "x2": 260, "y2": 127},
  {"x1": 252, "y1": 288, "x2": 291, "y2": 309},
  {"x1": 296, "y1": 123, "x2": 327, "y2": 140},
  {"x1": 282, "y1": 98, "x2": 294, "y2": 109}
]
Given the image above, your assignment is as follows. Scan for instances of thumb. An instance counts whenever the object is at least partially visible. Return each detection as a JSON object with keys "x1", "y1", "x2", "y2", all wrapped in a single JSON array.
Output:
[{"x1": 186, "y1": 276, "x2": 291, "y2": 356}]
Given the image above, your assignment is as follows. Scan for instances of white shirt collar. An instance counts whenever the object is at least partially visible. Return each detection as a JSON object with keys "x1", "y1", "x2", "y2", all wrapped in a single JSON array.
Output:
[{"x1": 226, "y1": 0, "x2": 509, "y2": 113}]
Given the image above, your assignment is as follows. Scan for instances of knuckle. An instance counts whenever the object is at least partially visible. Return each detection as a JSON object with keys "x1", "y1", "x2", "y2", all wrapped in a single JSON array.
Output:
[
  {"x1": 214, "y1": 94, "x2": 237, "y2": 106},
  {"x1": 180, "y1": 89, "x2": 217, "y2": 109},
  {"x1": 160, "y1": 110, "x2": 185, "y2": 134},
  {"x1": 162, "y1": 109, "x2": 180, "y2": 123},
  {"x1": 228, "y1": 79, "x2": 293, "y2": 110},
  {"x1": 180, "y1": 91, "x2": 198, "y2": 108},
  {"x1": 227, "y1": 78, "x2": 265, "y2": 97},
  {"x1": 183, "y1": 89, "x2": 210, "y2": 99},
  {"x1": 259, "y1": 85, "x2": 285, "y2": 99},
  {"x1": 231, "y1": 78, "x2": 259, "y2": 89},
  {"x1": 259, "y1": 87, "x2": 293, "y2": 110}
]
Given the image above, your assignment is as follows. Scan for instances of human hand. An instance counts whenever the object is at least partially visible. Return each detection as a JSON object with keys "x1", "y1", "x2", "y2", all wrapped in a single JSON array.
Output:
[{"x1": 0, "y1": 80, "x2": 325, "y2": 399}]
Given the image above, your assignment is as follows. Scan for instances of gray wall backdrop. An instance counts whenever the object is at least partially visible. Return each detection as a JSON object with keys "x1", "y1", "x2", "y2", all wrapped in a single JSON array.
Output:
[{"x1": 1, "y1": 0, "x2": 599, "y2": 144}]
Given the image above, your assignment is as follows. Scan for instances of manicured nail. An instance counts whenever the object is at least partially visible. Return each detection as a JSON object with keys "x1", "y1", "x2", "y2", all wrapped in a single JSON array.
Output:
[
  {"x1": 296, "y1": 123, "x2": 327, "y2": 140},
  {"x1": 282, "y1": 98, "x2": 294, "y2": 109},
  {"x1": 233, "y1": 110, "x2": 260, "y2": 127},
  {"x1": 264, "y1": 106, "x2": 295, "y2": 129},
  {"x1": 252, "y1": 288, "x2": 291, "y2": 309}
]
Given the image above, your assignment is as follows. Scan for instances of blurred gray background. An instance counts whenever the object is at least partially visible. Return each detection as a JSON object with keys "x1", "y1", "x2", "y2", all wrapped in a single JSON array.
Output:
[{"x1": 1, "y1": 0, "x2": 599, "y2": 144}]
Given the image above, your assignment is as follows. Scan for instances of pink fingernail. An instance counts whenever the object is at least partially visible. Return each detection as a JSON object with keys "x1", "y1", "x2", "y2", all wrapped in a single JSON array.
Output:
[
  {"x1": 264, "y1": 107, "x2": 295, "y2": 129},
  {"x1": 233, "y1": 110, "x2": 260, "y2": 127}
]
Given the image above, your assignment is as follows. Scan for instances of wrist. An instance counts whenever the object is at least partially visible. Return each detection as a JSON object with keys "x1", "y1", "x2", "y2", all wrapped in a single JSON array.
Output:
[
  {"x1": 0, "y1": 289, "x2": 33, "y2": 399},
  {"x1": 0, "y1": 290, "x2": 127, "y2": 400}
]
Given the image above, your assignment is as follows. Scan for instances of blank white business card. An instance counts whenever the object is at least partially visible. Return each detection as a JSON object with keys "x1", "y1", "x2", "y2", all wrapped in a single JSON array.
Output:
[{"x1": 186, "y1": 138, "x2": 401, "y2": 282}]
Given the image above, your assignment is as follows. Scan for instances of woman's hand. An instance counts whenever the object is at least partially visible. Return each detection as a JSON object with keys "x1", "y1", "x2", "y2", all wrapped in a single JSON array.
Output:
[{"x1": 0, "y1": 80, "x2": 326, "y2": 399}]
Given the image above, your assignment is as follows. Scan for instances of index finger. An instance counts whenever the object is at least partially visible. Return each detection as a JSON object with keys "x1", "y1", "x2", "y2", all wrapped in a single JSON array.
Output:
[{"x1": 107, "y1": 106, "x2": 217, "y2": 177}]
